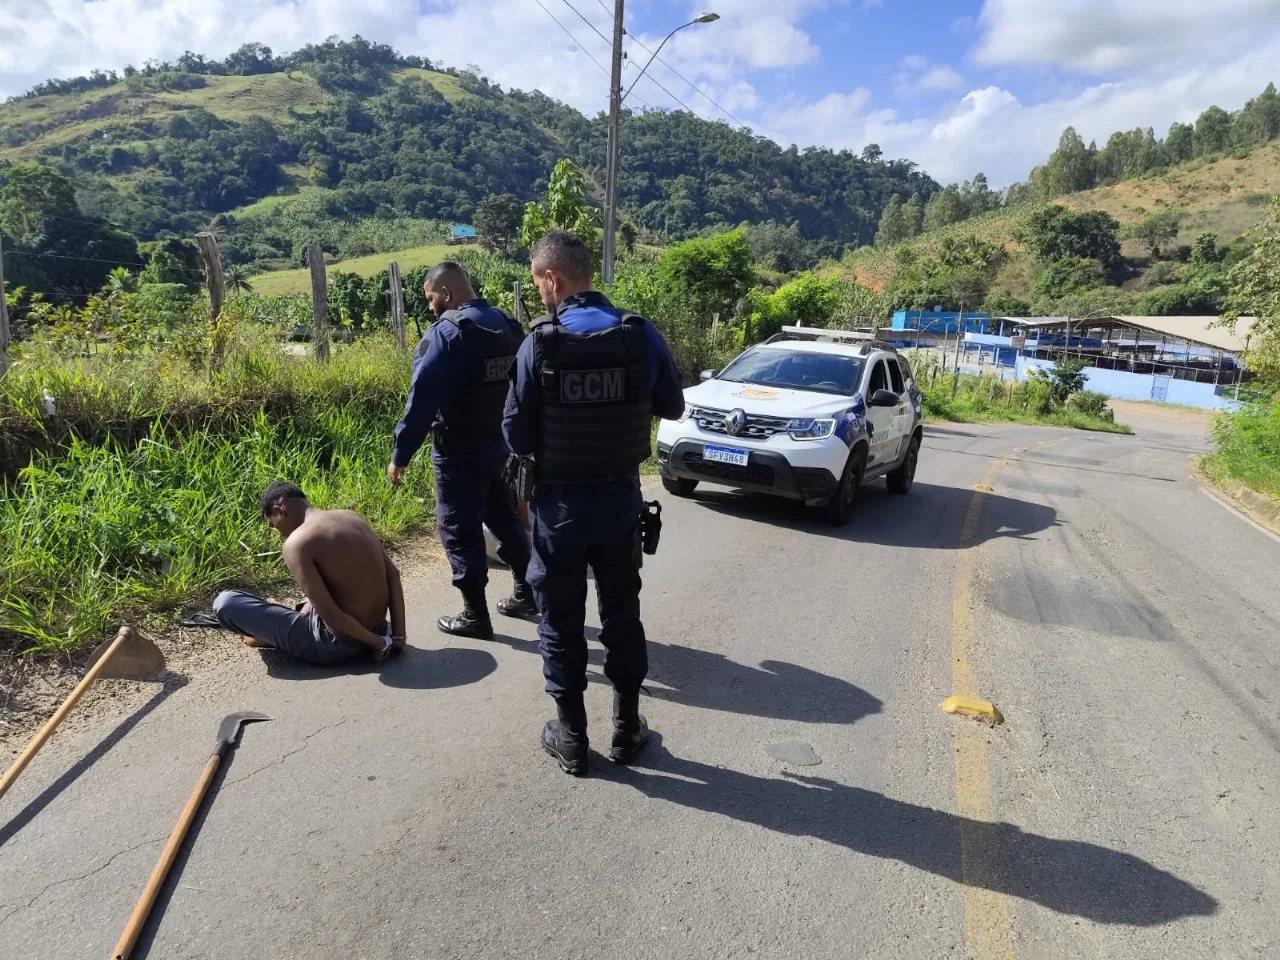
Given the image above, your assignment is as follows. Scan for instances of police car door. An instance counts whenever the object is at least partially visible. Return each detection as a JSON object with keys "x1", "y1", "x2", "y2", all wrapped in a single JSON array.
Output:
[
  {"x1": 886, "y1": 357, "x2": 910, "y2": 462},
  {"x1": 864, "y1": 358, "x2": 894, "y2": 466}
]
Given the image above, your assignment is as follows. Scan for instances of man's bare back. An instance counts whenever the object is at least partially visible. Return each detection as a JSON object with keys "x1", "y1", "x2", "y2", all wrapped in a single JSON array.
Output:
[{"x1": 285, "y1": 509, "x2": 390, "y2": 629}]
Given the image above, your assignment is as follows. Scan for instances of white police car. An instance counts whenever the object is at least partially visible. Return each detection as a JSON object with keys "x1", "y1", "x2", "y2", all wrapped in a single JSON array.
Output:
[{"x1": 655, "y1": 327, "x2": 924, "y2": 524}]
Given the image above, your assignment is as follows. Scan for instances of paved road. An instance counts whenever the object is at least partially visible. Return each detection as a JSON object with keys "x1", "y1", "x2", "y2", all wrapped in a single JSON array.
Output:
[{"x1": 2, "y1": 408, "x2": 1278, "y2": 959}]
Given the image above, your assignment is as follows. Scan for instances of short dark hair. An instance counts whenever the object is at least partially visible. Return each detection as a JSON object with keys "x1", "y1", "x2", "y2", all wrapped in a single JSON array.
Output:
[
  {"x1": 530, "y1": 230, "x2": 592, "y2": 282},
  {"x1": 260, "y1": 482, "x2": 307, "y2": 518},
  {"x1": 426, "y1": 260, "x2": 471, "y2": 290}
]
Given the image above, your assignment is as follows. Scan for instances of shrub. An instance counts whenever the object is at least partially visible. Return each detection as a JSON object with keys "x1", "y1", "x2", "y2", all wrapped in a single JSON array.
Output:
[{"x1": 1066, "y1": 390, "x2": 1114, "y2": 421}]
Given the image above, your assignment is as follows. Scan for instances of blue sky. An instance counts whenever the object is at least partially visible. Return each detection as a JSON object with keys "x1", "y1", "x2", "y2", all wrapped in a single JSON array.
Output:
[{"x1": 3, "y1": 0, "x2": 1279, "y2": 187}]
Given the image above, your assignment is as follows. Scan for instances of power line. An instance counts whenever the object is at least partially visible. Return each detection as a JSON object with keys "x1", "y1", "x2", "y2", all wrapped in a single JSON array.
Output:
[
  {"x1": 587, "y1": 0, "x2": 735, "y2": 123},
  {"x1": 560, "y1": 0, "x2": 612, "y2": 48},
  {"x1": 532, "y1": 0, "x2": 653, "y2": 111},
  {"x1": 625, "y1": 33, "x2": 749, "y2": 129},
  {"x1": 6, "y1": 249, "x2": 147, "y2": 268},
  {"x1": 532, "y1": 0, "x2": 613, "y2": 79}
]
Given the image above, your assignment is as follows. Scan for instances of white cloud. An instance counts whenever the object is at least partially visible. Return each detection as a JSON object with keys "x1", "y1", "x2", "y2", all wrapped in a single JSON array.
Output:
[
  {"x1": 895, "y1": 55, "x2": 964, "y2": 97},
  {"x1": 972, "y1": 0, "x2": 1280, "y2": 72},
  {"x1": 765, "y1": 32, "x2": 1280, "y2": 186}
]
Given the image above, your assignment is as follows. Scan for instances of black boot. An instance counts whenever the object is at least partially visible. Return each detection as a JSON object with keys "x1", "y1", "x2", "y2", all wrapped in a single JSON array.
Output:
[
  {"x1": 437, "y1": 588, "x2": 494, "y2": 640},
  {"x1": 610, "y1": 690, "x2": 650, "y2": 765},
  {"x1": 542, "y1": 697, "x2": 589, "y2": 776},
  {"x1": 496, "y1": 579, "x2": 539, "y2": 621}
]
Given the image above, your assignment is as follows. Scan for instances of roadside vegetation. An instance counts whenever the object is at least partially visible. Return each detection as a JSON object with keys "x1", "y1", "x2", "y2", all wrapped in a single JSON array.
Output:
[
  {"x1": 1, "y1": 320, "x2": 430, "y2": 654},
  {"x1": 909, "y1": 355, "x2": 1131, "y2": 434}
]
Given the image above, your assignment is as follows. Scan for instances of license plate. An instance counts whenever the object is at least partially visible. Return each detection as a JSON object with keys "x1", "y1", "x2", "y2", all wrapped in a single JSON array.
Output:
[{"x1": 703, "y1": 444, "x2": 749, "y2": 466}]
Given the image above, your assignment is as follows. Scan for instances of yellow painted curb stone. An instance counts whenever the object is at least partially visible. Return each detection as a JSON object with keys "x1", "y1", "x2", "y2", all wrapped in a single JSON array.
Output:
[{"x1": 941, "y1": 694, "x2": 1005, "y2": 725}]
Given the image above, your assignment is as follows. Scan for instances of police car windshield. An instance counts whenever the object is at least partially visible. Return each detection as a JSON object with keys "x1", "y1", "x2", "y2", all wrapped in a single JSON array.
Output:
[{"x1": 718, "y1": 347, "x2": 864, "y2": 396}]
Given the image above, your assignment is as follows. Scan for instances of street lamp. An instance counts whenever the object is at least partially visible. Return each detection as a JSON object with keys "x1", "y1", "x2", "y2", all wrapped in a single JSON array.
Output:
[{"x1": 602, "y1": 9, "x2": 719, "y2": 284}]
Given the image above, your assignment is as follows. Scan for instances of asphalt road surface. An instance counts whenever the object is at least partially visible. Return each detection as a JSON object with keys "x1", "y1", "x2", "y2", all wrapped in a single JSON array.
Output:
[{"x1": 2, "y1": 406, "x2": 1277, "y2": 959}]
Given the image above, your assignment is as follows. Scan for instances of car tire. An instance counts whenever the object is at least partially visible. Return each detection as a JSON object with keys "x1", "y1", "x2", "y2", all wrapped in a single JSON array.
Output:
[
  {"x1": 825, "y1": 445, "x2": 866, "y2": 525},
  {"x1": 662, "y1": 476, "x2": 698, "y2": 498},
  {"x1": 886, "y1": 431, "x2": 921, "y2": 495}
]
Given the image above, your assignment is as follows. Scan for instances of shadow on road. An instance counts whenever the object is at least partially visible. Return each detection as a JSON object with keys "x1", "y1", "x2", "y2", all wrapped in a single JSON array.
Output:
[
  {"x1": 599, "y1": 736, "x2": 1218, "y2": 926},
  {"x1": 485, "y1": 630, "x2": 882, "y2": 726},
  {"x1": 0, "y1": 675, "x2": 188, "y2": 848},
  {"x1": 259, "y1": 644, "x2": 497, "y2": 690},
  {"x1": 687, "y1": 482, "x2": 1057, "y2": 549}
]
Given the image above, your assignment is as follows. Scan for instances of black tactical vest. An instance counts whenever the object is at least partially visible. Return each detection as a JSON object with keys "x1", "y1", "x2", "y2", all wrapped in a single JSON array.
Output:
[
  {"x1": 532, "y1": 312, "x2": 653, "y2": 483},
  {"x1": 431, "y1": 305, "x2": 525, "y2": 457}
]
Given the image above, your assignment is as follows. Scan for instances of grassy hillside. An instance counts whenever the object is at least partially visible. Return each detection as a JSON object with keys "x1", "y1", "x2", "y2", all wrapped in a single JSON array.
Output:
[
  {"x1": 843, "y1": 143, "x2": 1280, "y2": 291},
  {"x1": 0, "y1": 72, "x2": 328, "y2": 160},
  {"x1": 0, "y1": 39, "x2": 933, "y2": 262},
  {"x1": 251, "y1": 242, "x2": 459, "y2": 295}
]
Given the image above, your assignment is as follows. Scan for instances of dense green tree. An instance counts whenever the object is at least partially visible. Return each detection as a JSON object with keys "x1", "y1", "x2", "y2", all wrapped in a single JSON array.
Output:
[
  {"x1": 1194, "y1": 106, "x2": 1232, "y2": 156},
  {"x1": 1222, "y1": 197, "x2": 1280, "y2": 377},
  {"x1": 0, "y1": 163, "x2": 140, "y2": 300},
  {"x1": 1191, "y1": 232, "x2": 1223, "y2": 266},
  {"x1": 139, "y1": 238, "x2": 204, "y2": 290},
  {"x1": 1041, "y1": 127, "x2": 1098, "y2": 197},
  {"x1": 1026, "y1": 205, "x2": 1122, "y2": 269},
  {"x1": 1164, "y1": 122, "x2": 1195, "y2": 163},
  {"x1": 1232, "y1": 83, "x2": 1280, "y2": 146},
  {"x1": 904, "y1": 193, "x2": 925, "y2": 238},
  {"x1": 520, "y1": 159, "x2": 600, "y2": 260},
  {"x1": 1130, "y1": 210, "x2": 1184, "y2": 259},
  {"x1": 743, "y1": 220, "x2": 811, "y2": 272},
  {"x1": 656, "y1": 229, "x2": 754, "y2": 322},
  {"x1": 924, "y1": 185, "x2": 966, "y2": 231},
  {"x1": 1034, "y1": 256, "x2": 1105, "y2": 300},
  {"x1": 474, "y1": 193, "x2": 525, "y2": 259},
  {"x1": 875, "y1": 195, "x2": 911, "y2": 247}
]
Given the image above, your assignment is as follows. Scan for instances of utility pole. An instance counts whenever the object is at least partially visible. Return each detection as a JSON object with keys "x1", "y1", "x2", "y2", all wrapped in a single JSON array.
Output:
[{"x1": 601, "y1": 0, "x2": 626, "y2": 286}]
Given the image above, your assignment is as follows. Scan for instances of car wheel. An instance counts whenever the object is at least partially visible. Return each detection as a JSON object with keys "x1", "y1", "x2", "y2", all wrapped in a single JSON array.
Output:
[
  {"x1": 825, "y1": 445, "x2": 866, "y2": 525},
  {"x1": 662, "y1": 476, "x2": 698, "y2": 498},
  {"x1": 886, "y1": 431, "x2": 921, "y2": 495}
]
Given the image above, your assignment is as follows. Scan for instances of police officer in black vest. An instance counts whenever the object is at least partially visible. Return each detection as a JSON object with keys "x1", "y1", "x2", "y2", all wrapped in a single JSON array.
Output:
[
  {"x1": 504, "y1": 231, "x2": 685, "y2": 775},
  {"x1": 389, "y1": 262, "x2": 538, "y2": 637}
]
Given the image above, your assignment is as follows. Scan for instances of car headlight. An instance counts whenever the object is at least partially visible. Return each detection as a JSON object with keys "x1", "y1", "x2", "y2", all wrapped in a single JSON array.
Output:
[
  {"x1": 678, "y1": 403, "x2": 694, "y2": 423},
  {"x1": 786, "y1": 418, "x2": 836, "y2": 441}
]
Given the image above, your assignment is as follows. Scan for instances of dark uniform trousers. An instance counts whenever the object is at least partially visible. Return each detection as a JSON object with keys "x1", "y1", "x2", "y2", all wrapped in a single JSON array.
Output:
[
  {"x1": 527, "y1": 476, "x2": 648, "y2": 699},
  {"x1": 433, "y1": 451, "x2": 531, "y2": 593}
]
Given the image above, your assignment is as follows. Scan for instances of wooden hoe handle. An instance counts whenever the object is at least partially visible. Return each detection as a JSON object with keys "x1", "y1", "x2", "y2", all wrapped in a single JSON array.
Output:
[
  {"x1": 0, "y1": 630, "x2": 129, "y2": 800},
  {"x1": 110, "y1": 753, "x2": 222, "y2": 960}
]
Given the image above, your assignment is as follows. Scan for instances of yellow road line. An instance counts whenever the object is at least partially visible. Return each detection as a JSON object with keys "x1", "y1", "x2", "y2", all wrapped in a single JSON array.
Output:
[{"x1": 952, "y1": 459, "x2": 1015, "y2": 960}]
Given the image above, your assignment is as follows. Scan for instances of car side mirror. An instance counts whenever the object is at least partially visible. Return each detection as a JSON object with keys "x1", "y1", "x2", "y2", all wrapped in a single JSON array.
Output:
[
  {"x1": 870, "y1": 389, "x2": 899, "y2": 407},
  {"x1": 699, "y1": 369, "x2": 715, "y2": 382}
]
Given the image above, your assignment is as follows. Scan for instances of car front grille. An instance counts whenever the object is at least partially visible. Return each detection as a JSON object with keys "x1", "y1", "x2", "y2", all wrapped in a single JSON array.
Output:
[
  {"x1": 681, "y1": 452, "x2": 775, "y2": 486},
  {"x1": 691, "y1": 406, "x2": 791, "y2": 440}
]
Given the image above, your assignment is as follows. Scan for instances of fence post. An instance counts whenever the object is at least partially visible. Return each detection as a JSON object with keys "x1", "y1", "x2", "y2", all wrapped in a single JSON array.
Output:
[
  {"x1": 951, "y1": 370, "x2": 960, "y2": 399},
  {"x1": 389, "y1": 260, "x2": 406, "y2": 351},
  {"x1": 308, "y1": 244, "x2": 330, "y2": 363},
  {"x1": 513, "y1": 279, "x2": 526, "y2": 327},
  {"x1": 0, "y1": 236, "x2": 10, "y2": 379},
  {"x1": 195, "y1": 232, "x2": 225, "y2": 323}
]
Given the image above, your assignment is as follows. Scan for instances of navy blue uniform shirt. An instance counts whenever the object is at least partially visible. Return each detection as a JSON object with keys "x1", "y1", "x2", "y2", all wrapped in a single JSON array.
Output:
[
  {"x1": 502, "y1": 291, "x2": 686, "y2": 458},
  {"x1": 393, "y1": 298, "x2": 513, "y2": 466}
]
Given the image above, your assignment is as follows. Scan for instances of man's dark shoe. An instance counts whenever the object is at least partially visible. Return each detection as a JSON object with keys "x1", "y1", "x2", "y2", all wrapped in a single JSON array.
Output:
[
  {"x1": 437, "y1": 588, "x2": 495, "y2": 641},
  {"x1": 496, "y1": 580, "x2": 540, "y2": 621},
  {"x1": 542, "y1": 697, "x2": 589, "y2": 775},
  {"x1": 610, "y1": 691, "x2": 650, "y2": 765}
]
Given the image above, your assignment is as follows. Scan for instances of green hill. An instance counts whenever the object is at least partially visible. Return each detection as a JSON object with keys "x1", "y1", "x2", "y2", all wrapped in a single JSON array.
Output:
[
  {"x1": 0, "y1": 37, "x2": 935, "y2": 270},
  {"x1": 843, "y1": 143, "x2": 1280, "y2": 293}
]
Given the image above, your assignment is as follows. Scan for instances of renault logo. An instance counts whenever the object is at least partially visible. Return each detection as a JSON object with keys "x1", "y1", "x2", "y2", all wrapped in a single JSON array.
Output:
[{"x1": 725, "y1": 408, "x2": 746, "y2": 436}]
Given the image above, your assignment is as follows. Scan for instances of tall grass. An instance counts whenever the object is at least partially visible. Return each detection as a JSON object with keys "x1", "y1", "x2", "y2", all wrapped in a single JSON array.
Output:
[
  {"x1": 0, "y1": 329, "x2": 433, "y2": 653},
  {"x1": 1202, "y1": 398, "x2": 1280, "y2": 499}
]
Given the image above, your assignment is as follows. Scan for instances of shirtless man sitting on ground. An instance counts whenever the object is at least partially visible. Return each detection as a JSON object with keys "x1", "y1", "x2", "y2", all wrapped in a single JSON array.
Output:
[{"x1": 213, "y1": 482, "x2": 408, "y2": 665}]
